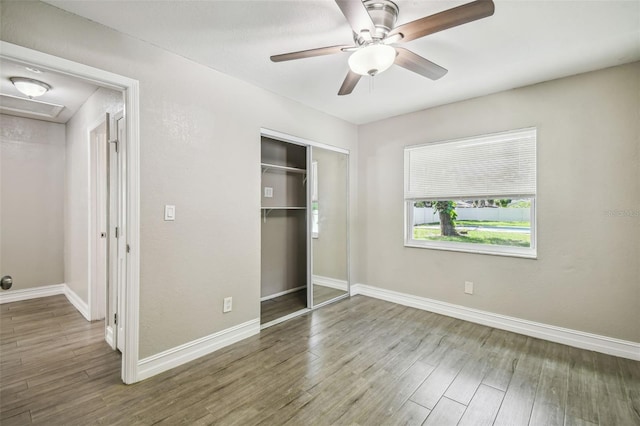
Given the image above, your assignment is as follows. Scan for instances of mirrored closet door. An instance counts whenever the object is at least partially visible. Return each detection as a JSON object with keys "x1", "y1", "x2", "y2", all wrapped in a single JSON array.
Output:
[{"x1": 310, "y1": 147, "x2": 349, "y2": 307}]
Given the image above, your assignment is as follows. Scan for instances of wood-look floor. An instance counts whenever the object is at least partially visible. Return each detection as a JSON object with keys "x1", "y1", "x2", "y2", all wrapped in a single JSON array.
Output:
[
  {"x1": 2, "y1": 294, "x2": 639, "y2": 425},
  {"x1": 312, "y1": 285, "x2": 347, "y2": 306},
  {"x1": 260, "y1": 289, "x2": 307, "y2": 324},
  {"x1": 261, "y1": 286, "x2": 348, "y2": 324}
]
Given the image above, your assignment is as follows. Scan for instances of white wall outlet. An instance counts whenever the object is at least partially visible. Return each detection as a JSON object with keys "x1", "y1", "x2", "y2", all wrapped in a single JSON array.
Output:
[
  {"x1": 223, "y1": 297, "x2": 232, "y2": 313},
  {"x1": 464, "y1": 281, "x2": 474, "y2": 295},
  {"x1": 264, "y1": 187, "x2": 273, "y2": 198}
]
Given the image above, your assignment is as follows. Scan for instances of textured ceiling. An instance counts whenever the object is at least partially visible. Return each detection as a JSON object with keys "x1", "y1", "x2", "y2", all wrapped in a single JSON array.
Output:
[{"x1": 44, "y1": 0, "x2": 640, "y2": 124}]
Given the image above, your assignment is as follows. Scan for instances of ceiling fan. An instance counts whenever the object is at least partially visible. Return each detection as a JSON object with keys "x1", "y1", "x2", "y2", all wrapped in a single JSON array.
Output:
[{"x1": 270, "y1": 0, "x2": 495, "y2": 95}]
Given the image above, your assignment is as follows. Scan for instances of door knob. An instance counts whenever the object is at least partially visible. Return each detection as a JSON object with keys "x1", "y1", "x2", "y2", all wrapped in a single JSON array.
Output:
[{"x1": 1, "y1": 275, "x2": 12, "y2": 290}]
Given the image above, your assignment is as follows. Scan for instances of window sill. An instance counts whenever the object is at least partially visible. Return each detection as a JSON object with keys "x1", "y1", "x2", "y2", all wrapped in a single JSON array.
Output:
[{"x1": 405, "y1": 241, "x2": 537, "y2": 259}]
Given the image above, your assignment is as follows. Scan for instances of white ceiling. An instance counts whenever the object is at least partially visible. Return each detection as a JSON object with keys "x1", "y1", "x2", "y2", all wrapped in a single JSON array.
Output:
[
  {"x1": 0, "y1": 57, "x2": 100, "y2": 123},
  {"x1": 44, "y1": 0, "x2": 640, "y2": 124}
]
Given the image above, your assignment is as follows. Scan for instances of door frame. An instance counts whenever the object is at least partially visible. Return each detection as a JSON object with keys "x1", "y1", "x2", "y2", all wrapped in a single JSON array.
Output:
[{"x1": 0, "y1": 41, "x2": 141, "y2": 384}]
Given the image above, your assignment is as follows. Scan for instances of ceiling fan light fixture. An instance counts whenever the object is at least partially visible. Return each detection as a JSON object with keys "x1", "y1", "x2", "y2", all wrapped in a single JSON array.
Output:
[
  {"x1": 348, "y1": 44, "x2": 396, "y2": 76},
  {"x1": 10, "y1": 77, "x2": 51, "y2": 98}
]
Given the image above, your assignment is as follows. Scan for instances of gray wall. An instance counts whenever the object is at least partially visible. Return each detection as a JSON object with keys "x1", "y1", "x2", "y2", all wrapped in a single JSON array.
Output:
[
  {"x1": 64, "y1": 87, "x2": 123, "y2": 302},
  {"x1": 0, "y1": 115, "x2": 65, "y2": 290},
  {"x1": 1, "y1": 0, "x2": 358, "y2": 358},
  {"x1": 261, "y1": 210, "x2": 307, "y2": 298},
  {"x1": 358, "y1": 62, "x2": 640, "y2": 343},
  {"x1": 261, "y1": 138, "x2": 308, "y2": 298}
]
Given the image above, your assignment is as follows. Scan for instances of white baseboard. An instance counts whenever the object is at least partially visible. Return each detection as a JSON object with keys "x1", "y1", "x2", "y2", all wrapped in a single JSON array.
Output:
[
  {"x1": 64, "y1": 285, "x2": 90, "y2": 321},
  {"x1": 0, "y1": 283, "x2": 66, "y2": 304},
  {"x1": 351, "y1": 283, "x2": 640, "y2": 361},
  {"x1": 261, "y1": 285, "x2": 306, "y2": 302},
  {"x1": 105, "y1": 326, "x2": 115, "y2": 349},
  {"x1": 137, "y1": 318, "x2": 261, "y2": 381},
  {"x1": 0, "y1": 283, "x2": 91, "y2": 322},
  {"x1": 313, "y1": 275, "x2": 348, "y2": 292}
]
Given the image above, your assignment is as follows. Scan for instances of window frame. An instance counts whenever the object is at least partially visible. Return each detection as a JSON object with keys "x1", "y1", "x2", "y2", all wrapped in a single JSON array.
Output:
[{"x1": 403, "y1": 128, "x2": 537, "y2": 259}]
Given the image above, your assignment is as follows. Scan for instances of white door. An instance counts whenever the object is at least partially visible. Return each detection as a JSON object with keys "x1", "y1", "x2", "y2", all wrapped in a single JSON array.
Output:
[
  {"x1": 106, "y1": 111, "x2": 126, "y2": 352},
  {"x1": 114, "y1": 112, "x2": 127, "y2": 352},
  {"x1": 92, "y1": 120, "x2": 108, "y2": 322}
]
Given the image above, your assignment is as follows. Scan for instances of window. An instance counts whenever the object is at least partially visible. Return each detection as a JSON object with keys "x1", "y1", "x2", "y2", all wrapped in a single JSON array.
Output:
[{"x1": 404, "y1": 128, "x2": 537, "y2": 258}]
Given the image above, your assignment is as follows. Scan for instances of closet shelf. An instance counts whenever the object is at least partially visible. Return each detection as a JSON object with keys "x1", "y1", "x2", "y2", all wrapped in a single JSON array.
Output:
[
  {"x1": 261, "y1": 206, "x2": 306, "y2": 223},
  {"x1": 261, "y1": 207, "x2": 306, "y2": 210},
  {"x1": 261, "y1": 163, "x2": 307, "y2": 174}
]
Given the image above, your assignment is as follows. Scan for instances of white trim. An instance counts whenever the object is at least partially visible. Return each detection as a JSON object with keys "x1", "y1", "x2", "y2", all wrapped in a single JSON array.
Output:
[
  {"x1": 260, "y1": 285, "x2": 306, "y2": 302},
  {"x1": 0, "y1": 284, "x2": 66, "y2": 304},
  {"x1": 64, "y1": 285, "x2": 90, "y2": 321},
  {"x1": 404, "y1": 241, "x2": 537, "y2": 259},
  {"x1": 137, "y1": 318, "x2": 260, "y2": 381},
  {"x1": 1, "y1": 41, "x2": 141, "y2": 384},
  {"x1": 351, "y1": 283, "x2": 640, "y2": 361},
  {"x1": 105, "y1": 326, "x2": 115, "y2": 349},
  {"x1": 0, "y1": 283, "x2": 92, "y2": 322},
  {"x1": 312, "y1": 275, "x2": 348, "y2": 292},
  {"x1": 123, "y1": 79, "x2": 141, "y2": 384}
]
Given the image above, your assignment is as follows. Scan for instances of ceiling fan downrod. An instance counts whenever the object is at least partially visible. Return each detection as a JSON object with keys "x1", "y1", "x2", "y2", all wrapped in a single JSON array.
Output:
[{"x1": 353, "y1": 0, "x2": 399, "y2": 45}]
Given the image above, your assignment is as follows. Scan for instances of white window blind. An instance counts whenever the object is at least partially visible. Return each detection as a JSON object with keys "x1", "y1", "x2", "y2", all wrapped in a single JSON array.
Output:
[{"x1": 404, "y1": 128, "x2": 536, "y2": 201}]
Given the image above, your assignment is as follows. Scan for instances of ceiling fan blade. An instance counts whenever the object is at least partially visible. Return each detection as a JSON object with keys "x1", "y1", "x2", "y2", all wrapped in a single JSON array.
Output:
[
  {"x1": 335, "y1": 0, "x2": 376, "y2": 34},
  {"x1": 395, "y1": 48, "x2": 448, "y2": 80},
  {"x1": 389, "y1": 0, "x2": 495, "y2": 43},
  {"x1": 270, "y1": 45, "x2": 351, "y2": 62},
  {"x1": 338, "y1": 70, "x2": 362, "y2": 96}
]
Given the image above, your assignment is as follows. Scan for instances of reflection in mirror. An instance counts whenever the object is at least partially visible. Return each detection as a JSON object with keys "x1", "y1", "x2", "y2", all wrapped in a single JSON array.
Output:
[{"x1": 311, "y1": 147, "x2": 349, "y2": 306}]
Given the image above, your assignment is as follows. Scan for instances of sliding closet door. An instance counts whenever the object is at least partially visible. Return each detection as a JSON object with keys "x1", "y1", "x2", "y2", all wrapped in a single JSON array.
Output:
[{"x1": 310, "y1": 147, "x2": 349, "y2": 306}]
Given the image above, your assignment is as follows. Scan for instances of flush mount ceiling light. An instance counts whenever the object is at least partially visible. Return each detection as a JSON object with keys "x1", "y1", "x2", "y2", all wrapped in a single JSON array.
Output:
[
  {"x1": 10, "y1": 77, "x2": 51, "y2": 98},
  {"x1": 348, "y1": 44, "x2": 397, "y2": 76}
]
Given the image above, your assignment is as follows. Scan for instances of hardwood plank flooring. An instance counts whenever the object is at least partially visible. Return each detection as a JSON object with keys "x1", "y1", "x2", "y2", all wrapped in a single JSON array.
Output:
[
  {"x1": 260, "y1": 289, "x2": 307, "y2": 324},
  {"x1": 1, "y1": 294, "x2": 639, "y2": 425},
  {"x1": 260, "y1": 286, "x2": 346, "y2": 325},
  {"x1": 312, "y1": 285, "x2": 347, "y2": 306}
]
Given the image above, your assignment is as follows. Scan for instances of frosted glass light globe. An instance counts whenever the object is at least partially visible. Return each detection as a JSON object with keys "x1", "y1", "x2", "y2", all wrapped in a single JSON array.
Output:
[
  {"x1": 10, "y1": 77, "x2": 50, "y2": 98},
  {"x1": 348, "y1": 44, "x2": 396, "y2": 76}
]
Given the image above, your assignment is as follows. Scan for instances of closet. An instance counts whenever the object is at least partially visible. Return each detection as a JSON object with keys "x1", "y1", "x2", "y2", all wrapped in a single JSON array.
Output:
[
  {"x1": 260, "y1": 137, "x2": 309, "y2": 325},
  {"x1": 260, "y1": 132, "x2": 349, "y2": 327}
]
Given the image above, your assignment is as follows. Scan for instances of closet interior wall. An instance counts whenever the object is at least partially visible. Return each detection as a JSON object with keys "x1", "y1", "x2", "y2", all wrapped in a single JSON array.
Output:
[{"x1": 260, "y1": 137, "x2": 308, "y2": 305}]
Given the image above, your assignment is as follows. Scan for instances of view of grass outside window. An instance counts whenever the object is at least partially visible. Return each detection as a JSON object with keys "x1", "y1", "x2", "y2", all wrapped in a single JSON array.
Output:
[
  {"x1": 404, "y1": 127, "x2": 537, "y2": 257},
  {"x1": 411, "y1": 198, "x2": 532, "y2": 248}
]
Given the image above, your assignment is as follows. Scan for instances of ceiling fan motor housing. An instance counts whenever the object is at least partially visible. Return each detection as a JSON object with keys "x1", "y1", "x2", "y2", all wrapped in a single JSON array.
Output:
[{"x1": 354, "y1": 0, "x2": 399, "y2": 45}]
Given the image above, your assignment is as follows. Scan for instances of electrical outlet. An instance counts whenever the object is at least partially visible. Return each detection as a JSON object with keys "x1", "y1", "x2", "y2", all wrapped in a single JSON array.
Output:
[
  {"x1": 464, "y1": 281, "x2": 474, "y2": 295},
  {"x1": 264, "y1": 187, "x2": 273, "y2": 198},
  {"x1": 223, "y1": 297, "x2": 232, "y2": 313}
]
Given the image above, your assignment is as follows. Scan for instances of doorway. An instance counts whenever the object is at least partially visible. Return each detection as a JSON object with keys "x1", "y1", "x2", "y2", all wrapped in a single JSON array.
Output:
[{"x1": 0, "y1": 41, "x2": 141, "y2": 384}]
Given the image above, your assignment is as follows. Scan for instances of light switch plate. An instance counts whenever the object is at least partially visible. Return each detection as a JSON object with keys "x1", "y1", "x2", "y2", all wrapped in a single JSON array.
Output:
[
  {"x1": 264, "y1": 187, "x2": 273, "y2": 198},
  {"x1": 164, "y1": 205, "x2": 175, "y2": 221}
]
